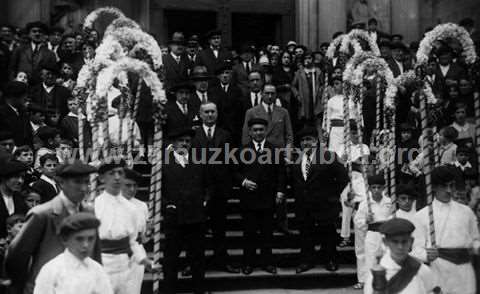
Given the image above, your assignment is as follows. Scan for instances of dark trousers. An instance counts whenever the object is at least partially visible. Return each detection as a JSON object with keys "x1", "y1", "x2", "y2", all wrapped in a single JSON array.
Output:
[
  {"x1": 243, "y1": 209, "x2": 274, "y2": 266},
  {"x1": 163, "y1": 221, "x2": 206, "y2": 294},
  {"x1": 208, "y1": 196, "x2": 228, "y2": 260},
  {"x1": 299, "y1": 211, "x2": 337, "y2": 264}
]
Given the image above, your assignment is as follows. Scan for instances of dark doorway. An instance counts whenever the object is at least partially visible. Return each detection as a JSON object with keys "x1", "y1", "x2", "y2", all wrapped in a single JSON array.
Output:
[
  {"x1": 164, "y1": 9, "x2": 217, "y2": 44},
  {"x1": 232, "y1": 13, "x2": 282, "y2": 49}
]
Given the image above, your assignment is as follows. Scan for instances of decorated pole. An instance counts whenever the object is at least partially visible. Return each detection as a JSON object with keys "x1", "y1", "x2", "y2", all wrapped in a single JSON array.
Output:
[
  {"x1": 89, "y1": 121, "x2": 100, "y2": 199},
  {"x1": 128, "y1": 81, "x2": 142, "y2": 167},
  {"x1": 372, "y1": 75, "x2": 382, "y2": 170},
  {"x1": 78, "y1": 105, "x2": 85, "y2": 162},
  {"x1": 419, "y1": 82, "x2": 436, "y2": 248},
  {"x1": 343, "y1": 85, "x2": 353, "y2": 198},
  {"x1": 388, "y1": 106, "x2": 397, "y2": 215},
  {"x1": 432, "y1": 126, "x2": 440, "y2": 167},
  {"x1": 476, "y1": 93, "x2": 480, "y2": 177},
  {"x1": 321, "y1": 70, "x2": 330, "y2": 143}
]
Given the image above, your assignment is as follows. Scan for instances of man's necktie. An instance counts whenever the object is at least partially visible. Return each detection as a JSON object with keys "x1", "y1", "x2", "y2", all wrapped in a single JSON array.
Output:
[
  {"x1": 202, "y1": 93, "x2": 207, "y2": 104},
  {"x1": 182, "y1": 104, "x2": 187, "y2": 115},
  {"x1": 207, "y1": 127, "x2": 212, "y2": 140},
  {"x1": 246, "y1": 62, "x2": 251, "y2": 73},
  {"x1": 267, "y1": 106, "x2": 273, "y2": 121},
  {"x1": 305, "y1": 151, "x2": 312, "y2": 179},
  {"x1": 175, "y1": 56, "x2": 180, "y2": 63},
  {"x1": 255, "y1": 93, "x2": 259, "y2": 106},
  {"x1": 223, "y1": 85, "x2": 227, "y2": 93},
  {"x1": 256, "y1": 143, "x2": 262, "y2": 153}
]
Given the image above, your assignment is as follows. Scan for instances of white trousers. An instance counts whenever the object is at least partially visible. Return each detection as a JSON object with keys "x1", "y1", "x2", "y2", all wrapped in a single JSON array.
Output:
[
  {"x1": 340, "y1": 190, "x2": 353, "y2": 239},
  {"x1": 364, "y1": 231, "x2": 384, "y2": 274},
  {"x1": 328, "y1": 126, "x2": 344, "y2": 155},
  {"x1": 354, "y1": 220, "x2": 367, "y2": 283},
  {"x1": 102, "y1": 253, "x2": 135, "y2": 294},
  {"x1": 125, "y1": 263, "x2": 145, "y2": 294}
]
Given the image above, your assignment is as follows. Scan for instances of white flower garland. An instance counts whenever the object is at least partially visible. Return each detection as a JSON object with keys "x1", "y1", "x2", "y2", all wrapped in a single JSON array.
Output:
[
  {"x1": 105, "y1": 27, "x2": 163, "y2": 70},
  {"x1": 326, "y1": 34, "x2": 345, "y2": 59},
  {"x1": 384, "y1": 70, "x2": 437, "y2": 109},
  {"x1": 417, "y1": 22, "x2": 478, "y2": 65},
  {"x1": 343, "y1": 51, "x2": 378, "y2": 85},
  {"x1": 340, "y1": 29, "x2": 380, "y2": 57},
  {"x1": 104, "y1": 17, "x2": 141, "y2": 36},
  {"x1": 83, "y1": 6, "x2": 125, "y2": 30},
  {"x1": 95, "y1": 57, "x2": 166, "y2": 123}
]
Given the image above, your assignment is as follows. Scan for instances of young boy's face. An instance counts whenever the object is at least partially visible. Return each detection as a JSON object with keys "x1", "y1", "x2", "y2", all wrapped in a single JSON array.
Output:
[
  {"x1": 64, "y1": 228, "x2": 97, "y2": 260},
  {"x1": 42, "y1": 159, "x2": 58, "y2": 178},
  {"x1": 370, "y1": 184, "x2": 385, "y2": 200},
  {"x1": 30, "y1": 112, "x2": 45, "y2": 125},
  {"x1": 67, "y1": 99, "x2": 78, "y2": 113},
  {"x1": 383, "y1": 234, "x2": 413, "y2": 262},
  {"x1": 397, "y1": 194, "x2": 414, "y2": 211},
  {"x1": 17, "y1": 151, "x2": 33, "y2": 166},
  {"x1": 457, "y1": 152, "x2": 469, "y2": 165},
  {"x1": 8, "y1": 221, "x2": 24, "y2": 238},
  {"x1": 122, "y1": 178, "x2": 137, "y2": 200},
  {"x1": 400, "y1": 130, "x2": 412, "y2": 142},
  {"x1": 454, "y1": 108, "x2": 467, "y2": 123},
  {"x1": 59, "y1": 143, "x2": 72, "y2": 159},
  {"x1": 25, "y1": 192, "x2": 41, "y2": 209}
]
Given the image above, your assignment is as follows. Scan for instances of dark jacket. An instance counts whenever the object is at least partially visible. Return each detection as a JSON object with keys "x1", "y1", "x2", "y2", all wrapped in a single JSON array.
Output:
[
  {"x1": 163, "y1": 53, "x2": 189, "y2": 92},
  {"x1": 164, "y1": 100, "x2": 198, "y2": 137},
  {"x1": 162, "y1": 151, "x2": 210, "y2": 225},
  {"x1": 291, "y1": 148, "x2": 348, "y2": 221},
  {"x1": 195, "y1": 47, "x2": 233, "y2": 75},
  {"x1": 0, "y1": 104, "x2": 33, "y2": 146},
  {"x1": 29, "y1": 84, "x2": 70, "y2": 118},
  {"x1": 8, "y1": 43, "x2": 56, "y2": 85},
  {"x1": 234, "y1": 141, "x2": 286, "y2": 210},
  {"x1": 0, "y1": 191, "x2": 28, "y2": 238},
  {"x1": 31, "y1": 178, "x2": 58, "y2": 203},
  {"x1": 209, "y1": 84, "x2": 243, "y2": 139}
]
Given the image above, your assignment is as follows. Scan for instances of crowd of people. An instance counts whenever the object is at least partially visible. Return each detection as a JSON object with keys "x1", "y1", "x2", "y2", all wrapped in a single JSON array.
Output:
[{"x1": 0, "y1": 13, "x2": 479, "y2": 294}]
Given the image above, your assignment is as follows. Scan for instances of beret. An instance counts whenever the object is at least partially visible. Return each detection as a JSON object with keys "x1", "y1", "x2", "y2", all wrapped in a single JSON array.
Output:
[
  {"x1": 124, "y1": 168, "x2": 142, "y2": 182},
  {"x1": 170, "y1": 81, "x2": 195, "y2": 93},
  {"x1": 287, "y1": 41, "x2": 297, "y2": 47},
  {"x1": 4, "y1": 81, "x2": 28, "y2": 98},
  {"x1": 56, "y1": 160, "x2": 97, "y2": 178},
  {"x1": 431, "y1": 165, "x2": 456, "y2": 186},
  {"x1": 167, "y1": 127, "x2": 196, "y2": 140},
  {"x1": 0, "y1": 160, "x2": 28, "y2": 178},
  {"x1": 0, "y1": 131, "x2": 14, "y2": 141},
  {"x1": 380, "y1": 218, "x2": 415, "y2": 236},
  {"x1": 98, "y1": 159, "x2": 126, "y2": 175},
  {"x1": 58, "y1": 212, "x2": 100, "y2": 237},
  {"x1": 368, "y1": 173, "x2": 386, "y2": 186},
  {"x1": 397, "y1": 184, "x2": 418, "y2": 198},
  {"x1": 297, "y1": 126, "x2": 317, "y2": 139},
  {"x1": 247, "y1": 118, "x2": 268, "y2": 127}
]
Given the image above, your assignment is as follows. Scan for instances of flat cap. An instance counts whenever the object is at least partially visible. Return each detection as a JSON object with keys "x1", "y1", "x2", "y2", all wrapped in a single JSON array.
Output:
[
  {"x1": 58, "y1": 212, "x2": 100, "y2": 237},
  {"x1": 215, "y1": 62, "x2": 233, "y2": 75},
  {"x1": 431, "y1": 165, "x2": 456, "y2": 186},
  {"x1": 287, "y1": 41, "x2": 297, "y2": 47},
  {"x1": 397, "y1": 184, "x2": 418, "y2": 198},
  {"x1": 368, "y1": 173, "x2": 386, "y2": 186},
  {"x1": 190, "y1": 71, "x2": 212, "y2": 81},
  {"x1": 124, "y1": 168, "x2": 141, "y2": 182},
  {"x1": 247, "y1": 118, "x2": 268, "y2": 127},
  {"x1": 380, "y1": 218, "x2": 415, "y2": 236},
  {"x1": 0, "y1": 160, "x2": 28, "y2": 177},
  {"x1": 297, "y1": 126, "x2": 317, "y2": 139},
  {"x1": 167, "y1": 127, "x2": 195, "y2": 140},
  {"x1": 98, "y1": 159, "x2": 126, "y2": 175},
  {"x1": 56, "y1": 160, "x2": 97, "y2": 178}
]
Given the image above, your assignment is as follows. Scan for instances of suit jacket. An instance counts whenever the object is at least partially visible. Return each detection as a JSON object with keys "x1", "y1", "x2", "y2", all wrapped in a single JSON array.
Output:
[
  {"x1": 163, "y1": 53, "x2": 189, "y2": 92},
  {"x1": 8, "y1": 43, "x2": 56, "y2": 85},
  {"x1": 162, "y1": 151, "x2": 209, "y2": 225},
  {"x1": 209, "y1": 84, "x2": 243, "y2": 139},
  {"x1": 236, "y1": 92, "x2": 262, "y2": 138},
  {"x1": 386, "y1": 57, "x2": 411, "y2": 78},
  {"x1": 191, "y1": 126, "x2": 233, "y2": 198},
  {"x1": 29, "y1": 84, "x2": 70, "y2": 118},
  {"x1": 191, "y1": 90, "x2": 222, "y2": 117},
  {"x1": 0, "y1": 191, "x2": 28, "y2": 238},
  {"x1": 195, "y1": 47, "x2": 233, "y2": 75},
  {"x1": 232, "y1": 62, "x2": 262, "y2": 96},
  {"x1": 164, "y1": 100, "x2": 198, "y2": 137},
  {"x1": 0, "y1": 104, "x2": 33, "y2": 146},
  {"x1": 31, "y1": 178, "x2": 58, "y2": 203},
  {"x1": 435, "y1": 63, "x2": 466, "y2": 86},
  {"x1": 5, "y1": 195, "x2": 102, "y2": 294},
  {"x1": 242, "y1": 104, "x2": 294, "y2": 148},
  {"x1": 234, "y1": 141, "x2": 286, "y2": 210},
  {"x1": 291, "y1": 148, "x2": 349, "y2": 221},
  {"x1": 291, "y1": 68, "x2": 324, "y2": 119}
]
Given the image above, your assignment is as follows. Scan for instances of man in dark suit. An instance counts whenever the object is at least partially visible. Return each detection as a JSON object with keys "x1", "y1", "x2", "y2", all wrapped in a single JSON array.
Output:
[
  {"x1": 232, "y1": 44, "x2": 260, "y2": 96},
  {"x1": 235, "y1": 71, "x2": 264, "y2": 144},
  {"x1": 162, "y1": 127, "x2": 210, "y2": 294},
  {"x1": 5, "y1": 161, "x2": 100, "y2": 294},
  {"x1": 163, "y1": 33, "x2": 190, "y2": 95},
  {"x1": 234, "y1": 118, "x2": 286, "y2": 275},
  {"x1": 0, "y1": 81, "x2": 33, "y2": 147},
  {"x1": 191, "y1": 102, "x2": 239, "y2": 273},
  {"x1": 195, "y1": 29, "x2": 233, "y2": 76},
  {"x1": 190, "y1": 71, "x2": 223, "y2": 119},
  {"x1": 291, "y1": 126, "x2": 349, "y2": 273},
  {"x1": 435, "y1": 45, "x2": 466, "y2": 88},
  {"x1": 29, "y1": 62, "x2": 70, "y2": 120},
  {"x1": 8, "y1": 21, "x2": 56, "y2": 85},
  {"x1": 386, "y1": 42, "x2": 411, "y2": 78},
  {"x1": 241, "y1": 84, "x2": 294, "y2": 149},
  {"x1": 164, "y1": 81, "x2": 200, "y2": 138},
  {"x1": 0, "y1": 160, "x2": 29, "y2": 239}
]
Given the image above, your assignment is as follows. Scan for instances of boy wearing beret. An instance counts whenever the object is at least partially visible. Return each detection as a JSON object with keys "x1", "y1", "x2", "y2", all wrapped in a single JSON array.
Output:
[
  {"x1": 33, "y1": 213, "x2": 113, "y2": 294},
  {"x1": 354, "y1": 173, "x2": 393, "y2": 274},
  {"x1": 412, "y1": 166, "x2": 480, "y2": 294},
  {"x1": 364, "y1": 218, "x2": 436, "y2": 294},
  {"x1": 395, "y1": 184, "x2": 417, "y2": 223}
]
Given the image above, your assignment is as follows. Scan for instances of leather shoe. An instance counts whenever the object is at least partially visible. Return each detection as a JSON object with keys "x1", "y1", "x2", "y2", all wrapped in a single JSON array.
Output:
[
  {"x1": 296, "y1": 263, "x2": 314, "y2": 274},
  {"x1": 224, "y1": 264, "x2": 241, "y2": 274},
  {"x1": 181, "y1": 266, "x2": 192, "y2": 277},
  {"x1": 242, "y1": 266, "x2": 253, "y2": 275},
  {"x1": 325, "y1": 260, "x2": 339, "y2": 272},
  {"x1": 262, "y1": 265, "x2": 277, "y2": 274}
]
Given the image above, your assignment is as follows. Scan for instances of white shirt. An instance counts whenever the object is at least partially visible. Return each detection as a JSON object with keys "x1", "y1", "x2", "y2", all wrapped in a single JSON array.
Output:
[
  {"x1": 40, "y1": 174, "x2": 59, "y2": 193},
  {"x1": 323, "y1": 94, "x2": 357, "y2": 131},
  {"x1": 42, "y1": 83, "x2": 54, "y2": 94},
  {"x1": 301, "y1": 150, "x2": 314, "y2": 180},
  {"x1": 211, "y1": 46, "x2": 219, "y2": 58},
  {"x1": 250, "y1": 92, "x2": 261, "y2": 107},
  {"x1": 394, "y1": 59, "x2": 404, "y2": 74},
  {"x1": 7, "y1": 103, "x2": 19, "y2": 116},
  {"x1": 170, "y1": 52, "x2": 181, "y2": 63},
  {"x1": 262, "y1": 102, "x2": 273, "y2": 114},
  {"x1": 453, "y1": 160, "x2": 473, "y2": 171},
  {"x1": 354, "y1": 193, "x2": 393, "y2": 230},
  {"x1": 196, "y1": 90, "x2": 207, "y2": 103},
  {"x1": 253, "y1": 139, "x2": 266, "y2": 152},
  {"x1": 396, "y1": 207, "x2": 417, "y2": 223},
  {"x1": 176, "y1": 101, "x2": 188, "y2": 114},
  {"x1": 221, "y1": 83, "x2": 229, "y2": 92},
  {"x1": 34, "y1": 249, "x2": 113, "y2": 294},
  {"x1": 364, "y1": 253, "x2": 435, "y2": 294},
  {"x1": 2, "y1": 193, "x2": 14, "y2": 215},
  {"x1": 439, "y1": 64, "x2": 450, "y2": 77},
  {"x1": 105, "y1": 115, "x2": 142, "y2": 147},
  {"x1": 127, "y1": 197, "x2": 149, "y2": 263},
  {"x1": 173, "y1": 151, "x2": 189, "y2": 167},
  {"x1": 203, "y1": 124, "x2": 216, "y2": 139},
  {"x1": 337, "y1": 143, "x2": 370, "y2": 162},
  {"x1": 412, "y1": 199, "x2": 480, "y2": 294},
  {"x1": 30, "y1": 121, "x2": 44, "y2": 133},
  {"x1": 95, "y1": 191, "x2": 146, "y2": 272}
]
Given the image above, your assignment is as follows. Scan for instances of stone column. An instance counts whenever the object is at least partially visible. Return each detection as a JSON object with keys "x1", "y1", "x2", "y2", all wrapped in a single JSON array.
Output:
[{"x1": 391, "y1": 0, "x2": 420, "y2": 43}]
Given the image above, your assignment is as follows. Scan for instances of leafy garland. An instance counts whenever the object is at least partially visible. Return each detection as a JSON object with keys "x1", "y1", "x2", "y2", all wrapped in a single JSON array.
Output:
[
  {"x1": 416, "y1": 22, "x2": 477, "y2": 65},
  {"x1": 384, "y1": 70, "x2": 437, "y2": 109},
  {"x1": 104, "y1": 17, "x2": 141, "y2": 36},
  {"x1": 340, "y1": 29, "x2": 380, "y2": 57},
  {"x1": 83, "y1": 6, "x2": 125, "y2": 30}
]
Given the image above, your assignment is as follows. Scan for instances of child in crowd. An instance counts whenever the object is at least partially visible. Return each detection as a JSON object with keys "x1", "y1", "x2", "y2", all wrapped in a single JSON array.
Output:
[
  {"x1": 56, "y1": 139, "x2": 73, "y2": 164},
  {"x1": 31, "y1": 153, "x2": 60, "y2": 203},
  {"x1": 58, "y1": 62, "x2": 75, "y2": 91},
  {"x1": 13, "y1": 145, "x2": 39, "y2": 185},
  {"x1": 14, "y1": 71, "x2": 28, "y2": 84},
  {"x1": 60, "y1": 96, "x2": 81, "y2": 147},
  {"x1": 34, "y1": 126, "x2": 61, "y2": 169},
  {"x1": 28, "y1": 104, "x2": 47, "y2": 137},
  {"x1": 451, "y1": 102, "x2": 475, "y2": 145},
  {"x1": 438, "y1": 126, "x2": 458, "y2": 165},
  {"x1": 466, "y1": 170, "x2": 480, "y2": 209},
  {"x1": 395, "y1": 184, "x2": 417, "y2": 222},
  {"x1": 22, "y1": 187, "x2": 41, "y2": 210},
  {"x1": 397, "y1": 123, "x2": 419, "y2": 184}
]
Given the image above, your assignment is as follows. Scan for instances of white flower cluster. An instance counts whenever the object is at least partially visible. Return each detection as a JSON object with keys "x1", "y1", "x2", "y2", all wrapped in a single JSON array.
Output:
[
  {"x1": 343, "y1": 52, "x2": 378, "y2": 85},
  {"x1": 416, "y1": 22, "x2": 477, "y2": 65},
  {"x1": 83, "y1": 7, "x2": 125, "y2": 30},
  {"x1": 326, "y1": 34, "x2": 345, "y2": 59},
  {"x1": 104, "y1": 17, "x2": 141, "y2": 36},
  {"x1": 340, "y1": 29, "x2": 380, "y2": 57},
  {"x1": 384, "y1": 70, "x2": 437, "y2": 110}
]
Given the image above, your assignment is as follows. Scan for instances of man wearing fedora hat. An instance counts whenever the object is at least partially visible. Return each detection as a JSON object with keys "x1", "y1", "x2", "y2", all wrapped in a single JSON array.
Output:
[
  {"x1": 386, "y1": 41, "x2": 411, "y2": 77},
  {"x1": 190, "y1": 70, "x2": 222, "y2": 118},
  {"x1": 5, "y1": 160, "x2": 100, "y2": 294},
  {"x1": 232, "y1": 44, "x2": 260, "y2": 96},
  {"x1": 164, "y1": 81, "x2": 198, "y2": 138},
  {"x1": 163, "y1": 32, "x2": 189, "y2": 93},
  {"x1": 196, "y1": 29, "x2": 232, "y2": 76},
  {"x1": 8, "y1": 21, "x2": 56, "y2": 85}
]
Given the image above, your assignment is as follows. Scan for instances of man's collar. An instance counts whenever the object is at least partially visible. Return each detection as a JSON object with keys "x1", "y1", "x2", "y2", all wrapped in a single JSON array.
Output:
[{"x1": 43, "y1": 83, "x2": 54, "y2": 92}]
